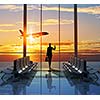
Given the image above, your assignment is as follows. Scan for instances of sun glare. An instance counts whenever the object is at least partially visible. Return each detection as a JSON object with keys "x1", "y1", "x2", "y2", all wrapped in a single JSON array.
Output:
[
  {"x1": 28, "y1": 26, "x2": 37, "y2": 43},
  {"x1": 28, "y1": 35, "x2": 35, "y2": 43}
]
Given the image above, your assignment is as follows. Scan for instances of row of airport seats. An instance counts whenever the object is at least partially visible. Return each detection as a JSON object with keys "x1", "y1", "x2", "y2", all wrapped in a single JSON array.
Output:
[
  {"x1": 13, "y1": 56, "x2": 38, "y2": 75},
  {"x1": 0, "y1": 56, "x2": 38, "y2": 85},
  {"x1": 63, "y1": 57, "x2": 88, "y2": 76}
]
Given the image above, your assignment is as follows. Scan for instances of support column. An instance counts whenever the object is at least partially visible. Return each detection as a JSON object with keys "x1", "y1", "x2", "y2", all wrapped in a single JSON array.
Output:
[
  {"x1": 40, "y1": 4, "x2": 42, "y2": 94},
  {"x1": 74, "y1": 4, "x2": 78, "y2": 58},
  {"x1": 58, "y1": 4, "x2": 60, "y2": 95},
  {"x1": 23, "y1": 4, "x2": 27, "y2": 57}
]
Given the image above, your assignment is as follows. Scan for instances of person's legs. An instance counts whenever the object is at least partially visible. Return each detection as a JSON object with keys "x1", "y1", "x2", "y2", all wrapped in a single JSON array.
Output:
[
  {"x1": 49, "y1": 59, "x2": 51, "y2": 69},
  {"x1": 48, "y1": 56, "x2": 52, "y2": 70}
]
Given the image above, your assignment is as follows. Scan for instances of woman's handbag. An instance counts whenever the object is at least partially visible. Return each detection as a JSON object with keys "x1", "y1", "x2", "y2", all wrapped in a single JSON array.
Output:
[{"x1": 45, "y1": 56, "x2": 49, "y2": 62}]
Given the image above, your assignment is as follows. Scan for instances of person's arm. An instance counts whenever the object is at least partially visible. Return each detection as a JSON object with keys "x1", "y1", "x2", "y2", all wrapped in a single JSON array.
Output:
[{"x1": 52, "y1": 45, "x2": 56, "y2": 50}]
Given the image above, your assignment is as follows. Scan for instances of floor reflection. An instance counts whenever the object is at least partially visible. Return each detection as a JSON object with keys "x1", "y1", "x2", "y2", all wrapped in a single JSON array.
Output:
[
  {"x1": 45, "y1": 70, "x2": 56, "y2": 92},
  {"x1": 0, "y1": 64, "x2": 100, "y2": 95},
  {"x1": 63, "y1": 70, "x2": 100, "y2": 95},
  {"x1": 11, "y1": 80, "x2": 27, "y2": 95},
  {"x1": 0, "y1": 70, "x2": 37, "y2": 95}
]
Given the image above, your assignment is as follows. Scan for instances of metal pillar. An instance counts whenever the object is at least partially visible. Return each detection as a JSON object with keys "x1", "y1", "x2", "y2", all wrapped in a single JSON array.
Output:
[
  {"x1": 40, "y1": 4, "x2": 42, "y2": 94},
  {"x1": 23, "y1": 4, "x2": 27, "y2": 57},
  {"x1": 58, "y1": 4, "x2": 60, "y2": 64},
  {"x1": 40, "y1": 4, "x2": 42, "y2": 71},
  {"x1": 74, "y1": 4, "x2": 78, "y2": 58},
  {"x1": 58, "y1": 4, "x2": 60, "y2": 95}
]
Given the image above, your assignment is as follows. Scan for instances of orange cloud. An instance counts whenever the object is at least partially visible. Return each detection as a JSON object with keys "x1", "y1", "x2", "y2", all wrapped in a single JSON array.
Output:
[
  {"x1": 1, "y1": 4, "x2": 100, "y2": 15},
  {"x1": 0, "y1": 5, "x2": 35, "y2": 12},
  {"x1": 17, "y1": 19, "x2": 73, "y2": 26},
  {"x1": 0, "y1": 24, "x2": 15, "y2": 27},
  {"x1": 42, "y1": 19, "x2": 73, "y2": 25},
  {"x1": 0, "y1": 29, "x2": 17, "y2": 32},
  {"x1": 0, "y1": 40, "x2": 100, "y2": 54},
  {"x1": 0, "y1": 5, "x2": 22, "y2": 12},
  {"x1": 37, "y1": 5, "x2": 100, "y2": 15},
  {"x1": 1, "y1": 4, "x2": 100, "y2": 18}
]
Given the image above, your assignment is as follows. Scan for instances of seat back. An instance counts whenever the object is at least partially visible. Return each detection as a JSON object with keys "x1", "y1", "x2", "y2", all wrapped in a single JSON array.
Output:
[
  {"x1": 13, "y1": 56, "x2": 30, "y2": 73},
  {"x1": 80, "y1": 59, "x2": 87, "y2": 72},
  {"x1": 69, "y1": 57, "x2": 87, "y2": 73}
]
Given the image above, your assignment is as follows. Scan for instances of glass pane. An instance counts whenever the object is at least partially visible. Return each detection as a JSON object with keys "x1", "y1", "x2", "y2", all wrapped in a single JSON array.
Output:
[
  {"x1": 27, "y1": 4, "x2": 41, "y2": 94},
  {"x1": 0, "y1": 4, "x2": 23, "y2": 61},
  {"x1": 42, "y1": 4, "x2": 60, "y2": 94},
  {"x1": 78, "y1": 4, "x2": 100, "y2": 61},
  {"x1": 27, "y1": 4, "x2": 40, "y2": 62},
  {"x1": 60, "y1": 4, "x2": 74, "y2": 62},
  {"x1": 60, "y1": 4, "x2": 74, "y2": 94}
]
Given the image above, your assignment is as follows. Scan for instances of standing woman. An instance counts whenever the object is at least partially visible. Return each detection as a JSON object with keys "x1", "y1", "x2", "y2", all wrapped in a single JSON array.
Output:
[{"x1": 46, "y1": 43, "x2": 56, "y2": 70}]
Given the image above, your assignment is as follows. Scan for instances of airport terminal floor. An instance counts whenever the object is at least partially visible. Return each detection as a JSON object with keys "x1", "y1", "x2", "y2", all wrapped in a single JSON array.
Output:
[{"x1": 0, "y1": 62, "x2": 100, "y2": 95}]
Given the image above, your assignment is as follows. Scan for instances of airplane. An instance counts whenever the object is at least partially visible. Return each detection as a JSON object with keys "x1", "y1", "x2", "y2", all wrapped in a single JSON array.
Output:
[{"x1": 19, "y1": 29, "x2": 49, "y2": 39}]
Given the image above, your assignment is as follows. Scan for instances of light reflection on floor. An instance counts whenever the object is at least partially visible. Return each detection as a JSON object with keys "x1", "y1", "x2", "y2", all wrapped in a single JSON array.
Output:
[{"x1": 0, "y1": 62, "x2": 100, "y2": 95}]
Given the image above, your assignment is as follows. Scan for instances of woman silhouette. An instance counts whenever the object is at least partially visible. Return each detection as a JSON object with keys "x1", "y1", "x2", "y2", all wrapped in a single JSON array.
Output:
[{"x1": 46, "y1": 43, "x2": 56, "y2": 70}]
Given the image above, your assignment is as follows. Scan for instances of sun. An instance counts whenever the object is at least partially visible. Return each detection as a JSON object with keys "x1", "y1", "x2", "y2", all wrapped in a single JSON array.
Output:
[{"x1": 28, "y1": 35, "x2": 35, "y2": 43}]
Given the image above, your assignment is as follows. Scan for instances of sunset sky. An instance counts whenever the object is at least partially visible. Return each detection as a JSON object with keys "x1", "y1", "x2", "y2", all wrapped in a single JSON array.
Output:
[{"x1": 0, "y1": 4, "x2": 100, "y2": 55}]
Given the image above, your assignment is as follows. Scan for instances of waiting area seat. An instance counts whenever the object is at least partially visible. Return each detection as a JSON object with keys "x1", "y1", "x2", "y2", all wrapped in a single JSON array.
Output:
[
  {"x1": 13, "y1": 56, "x2": 38, "y2": 75},
  {"x1": 62, "y1": 57, "x2": 88, "y2": 76},
  {"x1": 0, "y1": 56, "x2": 38, "y2": 83}
]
